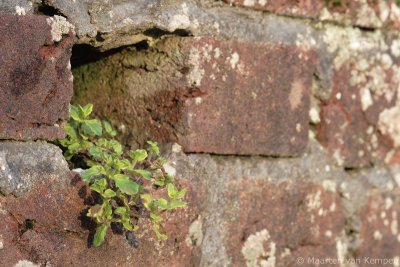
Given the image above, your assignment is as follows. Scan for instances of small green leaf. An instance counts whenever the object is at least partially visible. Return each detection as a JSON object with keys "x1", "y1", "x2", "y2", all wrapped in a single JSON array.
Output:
[
  {"x1": 63, "y1": 123, "x2": 78, "y2": 139},
  {"x1": 103, "y1": 121, "x2": 116, "y2": 137},
  {"x1": 176, "y1": 188, "x2": 187, "y2": 199},
  {"x1": 133, "y1": 169, "x2": 153, "y2": 180},
  {"x1": 154, "y1": 179, "x2": 165, "y2": 187},
  {"x1": 167, "y1": 183, "x2": 178, "y2": 198},
  {"x1": 165, "y1": 174, "x2": 174, "y2": 184},
  {"x1": 103, "y1": 189, "x2": 116, "y2": 198},
  {"x1": 81, "y1": 119, "x2": 103, "y2": 136},
  {"x1": 168, "y1": 200, "x2": 187, "y2": 210},
  {"x1": 103, "y1": 201, "x2": 113, "y2": 220},
  {"x1": 93, "y1": 224, "x2": 108, "y2": 247},
  {"x1": 153, "y1": 224, "x2": 168, "y2": 241},
  {"x1": 150, "y1": 213, "x2": 164, "y2": 223},
  {"x1": 89, "y1": 145, "x2": 102, "y2": 160},
  {"x1": 114, "y1": 207, "x2": 127, "y2": 216},
  {"x1": 67, "y1": 142, "x2": 81, "y2": 153},
  {"x1": 81, "y1": 165, "x2": 103, "y2": 182},
  {"x1": 114, "y1": 175, "x2": 139, "y2": 196},
  {"x1": 87, "y1": 204, "x2": 103, "y2": 220},
  {"x1": 141, "y1": 194, "x2": 153, "y2": 209},
  {"x1": 90, "y1": 178, "x2": 107, "y2": 194},
  {"x1": 155, "y1": 198, "x2": 168, "y2": 210},
  {"x1": 70, "y1": 105, "x2": 81, "y2": 121},
  {"x1": 122, "y1": 219, "x2": 133, "y2": 231},
  {"x1": 129, "y1": 149, "x2": 148, "y2": 162},
  {"x1": 147, "y1": 141, "x2": 160, "y2": 155},
  {"x1": 167, "y1": 184, "x2": 187, "y2": 199},
  {"x1": 79, "y1": 104, "x2": 93, "y2": 118},
  {"x1": 115, "y1": 159, "x2": 132, "y2": 170}
]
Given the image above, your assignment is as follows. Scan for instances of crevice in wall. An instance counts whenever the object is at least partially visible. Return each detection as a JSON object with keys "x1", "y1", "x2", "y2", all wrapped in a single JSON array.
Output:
[{"x1": 35, "y1": 0, "x2": 64, "y2": 17}]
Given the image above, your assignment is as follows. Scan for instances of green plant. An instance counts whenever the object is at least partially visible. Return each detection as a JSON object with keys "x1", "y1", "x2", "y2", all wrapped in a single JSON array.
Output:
[{"x1": 58, "y1": 104, "x2": 187, "y2": 247}]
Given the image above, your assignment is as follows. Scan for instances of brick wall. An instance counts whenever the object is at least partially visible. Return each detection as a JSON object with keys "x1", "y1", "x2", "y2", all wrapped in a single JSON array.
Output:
[{"x1": 1, "y1": 1, "x2": 400, "y2": 266}]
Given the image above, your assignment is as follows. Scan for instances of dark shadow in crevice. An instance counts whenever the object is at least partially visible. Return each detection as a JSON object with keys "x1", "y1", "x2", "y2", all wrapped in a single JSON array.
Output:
[
  {"x1": 35, "y1": 1, "x2": 64, "y2": 16},
  {"x1": 71, "y1": 41, "x2": 149, "y2": 69}
]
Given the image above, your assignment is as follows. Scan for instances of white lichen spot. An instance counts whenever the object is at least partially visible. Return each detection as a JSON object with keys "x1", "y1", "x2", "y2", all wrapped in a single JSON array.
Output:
[
  {"x1": 296, "y1": 123, "x2": 301, "y2": 133},
  {"x1": 46, "y1": 15, "x2": 75, "y2": 42},
  {"x1": 280, "y1": 248, "x2": 291, "y2": 258},
  {"x1": 121, "y1": 18, "x2": 133, "y2": 25},
  {"x1": 241, "y1": 229, "x2": 276, "y2": 267},
  {"x1": 309, "y1": 107, "x2": 320, "y2": 124},
  {"x1": 379, "y1": 104, "x2": 400, "y2": 147},
  {"x1": 325, "y1": 230, "x2": 332, "y2": 238},
  {"x1": 243, "y1": 0, "x2": 255, "y2": 7},
  {"x1": 306, "y1": 190, "x2": 322, "y2": 211},
  {"x1": 289, "y1": 80, "x2": 304, "y2": 110},
  {"x1": 171, "y1": 143, "x2": 182, "y2": 153},
  {"x1": 360, "y1": 88, "x2": 373, "y2": 111},
  {"x1": 14, "y1": 260, "x2": 40, "y2": 267},
  {"x1": 164, "y1": 162, "x2": 176, "y2": 177},
  {"x1": 186, "y1": 217, "x2": 203, "y2": 247},
  {"x1": 391, "y1": 40, "x2": 400, "y2": 57},
  {"x1": 322, "y1": 180, "x2": 336, "y2": 192},
  {"x1": 194, "y1": 97, "x2": 202, "y2": 105},
  {"x1": 386, "y1": 197, "x2": 394, "y2": 210},
  {"x1": 15, "y1": 6, "x2": 26, "y2": 16},
  {"x1": 168, "y1": 3, "x2": 198, "y2": 31},
  {"x1": 325, "y1": 165, "x2": 331, "y2": 172},
  {"x1": 336, "y1": 92, "x2": 342, "y2": 100},
  {"x1": 373, "y1": 230, "x2": 383, "y2": 240},
  {"x1": 329, "y1": 202, "x2": 336, "y2": 212},
  {"x1": 229, "y1": 52, "x2": 240, "y2": 69},
  {"x1": 333, "y1": 149, "x2": 344, "y2": 166},
  {"x1": 381, "y1": 211, "x2": 387, "y2": 219},
  {"x1": 214, "y1": 48, "x2": 221, "y2": 59},
  {"x1": 187, "y1": 48, "x2": 205, "y2": 86},
  {"x1": 258, "y1": 0, "x2": 267, "y2": 6}
]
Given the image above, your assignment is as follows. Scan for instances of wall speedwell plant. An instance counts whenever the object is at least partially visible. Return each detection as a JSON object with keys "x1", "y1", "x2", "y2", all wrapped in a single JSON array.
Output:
[{"x1": 58, "y1": 104, "x2": 187, "y2": 247}]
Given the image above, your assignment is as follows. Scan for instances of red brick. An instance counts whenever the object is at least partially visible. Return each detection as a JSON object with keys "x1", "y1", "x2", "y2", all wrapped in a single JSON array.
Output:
[
  {"x1": 73, "y1": 37, "x2": 315, "y2": 156},
  {"x1": 355, "y1": 191, "x2": 400, "y2": 266},
  {"x1": 0, "y1": 172, "x2": 204, "y2": 266},
  {"x1": 317, "y1": 57, "x2": 400, "y2": 167},
  {"x1": 178, "y1": 38, "x2": 315, "y2": 156},
  {"x1": 0, "y1": 14, "x2": 74, "y2": 141},
  {"x1": 224, "y1": 0, "x2": 400, "y2": 29},
  {"x1": 223, "y1": 179, "x2": 345, "y2": 267}
]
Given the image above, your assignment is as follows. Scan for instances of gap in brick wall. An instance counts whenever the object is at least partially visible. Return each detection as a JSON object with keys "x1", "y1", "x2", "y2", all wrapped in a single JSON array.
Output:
[
  {"x1": 35, "y1": 1, "x2": 64, "y2": 16},
  {"x1": 70, "y1": 41, "x2": 149, "y2": 69}
]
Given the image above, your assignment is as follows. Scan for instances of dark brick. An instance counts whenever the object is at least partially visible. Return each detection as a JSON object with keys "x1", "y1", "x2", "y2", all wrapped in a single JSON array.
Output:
[{"x1": 0, "y1": 14, "x2": 74, "y2": 141}]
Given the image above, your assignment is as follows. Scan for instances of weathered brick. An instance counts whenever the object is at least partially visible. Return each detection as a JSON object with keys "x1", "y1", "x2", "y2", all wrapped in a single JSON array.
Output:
[
  {"x1": 355, "y1": 191, "x2": 400, "y2": 266},
  {"x1": 0, "y1": 14, "x2": 74, "y2": 141},
  {"x1": 73, "y1": 37, "x2": 315, "y2": 156},
  {"x1": 224, "y1": 0, "x2": 400, "y2": 29},
  {"x1": 0, "y1": 170, "x2": 204, "y2": 267},
  {"x1": 223, "y1": 179, "x2": 345, "y2": 267},
  {"x1": 316, "y1": 27, "x2": 400, "y2": 167},
  {"x1": 178, "y1": 38, "x2": 314, "y2": 156}
]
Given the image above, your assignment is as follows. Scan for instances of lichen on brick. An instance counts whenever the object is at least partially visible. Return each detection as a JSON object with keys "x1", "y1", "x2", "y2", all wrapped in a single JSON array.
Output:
[
  {"x1": 241, "y1": 229, "x2": 276, "y2": 267},
  {"x1": 46, "y1": 15, "x2": 75, "y2": 42}
]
